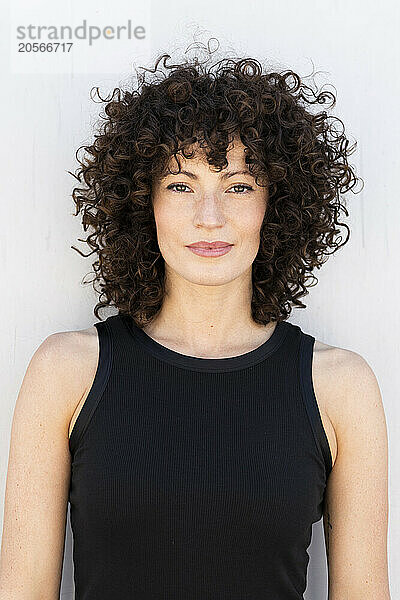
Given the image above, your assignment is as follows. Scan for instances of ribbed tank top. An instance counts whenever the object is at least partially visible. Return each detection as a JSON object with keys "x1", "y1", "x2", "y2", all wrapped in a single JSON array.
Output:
[{"x1": 68, "y1": 313, "x2": 332, "y2": 600}]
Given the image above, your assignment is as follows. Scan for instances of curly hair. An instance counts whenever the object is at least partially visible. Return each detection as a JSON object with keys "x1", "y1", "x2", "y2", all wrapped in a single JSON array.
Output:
[{"x1": 70, "y1": 40, "x2": 362, "y2": 327}]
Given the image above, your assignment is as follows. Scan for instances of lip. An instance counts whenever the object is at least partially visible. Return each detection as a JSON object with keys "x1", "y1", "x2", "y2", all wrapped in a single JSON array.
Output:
[
  {"x1": 186, "y1": 242, "x2": 234, "y2": 258},
  {"x1": 187, "y1": 241, "x2": 233, "y2": 249}
]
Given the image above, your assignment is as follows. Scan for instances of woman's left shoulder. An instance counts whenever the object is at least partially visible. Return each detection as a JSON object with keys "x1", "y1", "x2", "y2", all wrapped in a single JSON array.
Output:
[
  {"x1": 312, "y1": 338, "x2": 387, "y2": 466},
  {"x1": 312, "y1": 339, "x2": 389, "y2": 597},
  {"x1": 312, "y1": 338, "x2": 382, "y2": 405}
]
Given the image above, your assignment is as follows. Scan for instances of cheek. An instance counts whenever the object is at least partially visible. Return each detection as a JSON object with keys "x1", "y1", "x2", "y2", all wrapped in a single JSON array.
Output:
[
  {"x1": 238, "y1": 203, "x2": 266, "y2": 242},
  {"x1": 153, "y1": 202, "x2": 185, "y2": 251}
]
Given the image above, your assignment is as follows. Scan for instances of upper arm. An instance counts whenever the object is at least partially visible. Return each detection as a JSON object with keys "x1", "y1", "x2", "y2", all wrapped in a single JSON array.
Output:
[
  {"x1": 322, "y1": 349, "x2": 390, "y2": 599},
  {"x1": 0, "y1": 331, "x2": 89, "y2": 599}
]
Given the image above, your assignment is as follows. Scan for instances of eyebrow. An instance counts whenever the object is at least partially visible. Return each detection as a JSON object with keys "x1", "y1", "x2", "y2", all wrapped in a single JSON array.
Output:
[{"x1": 162, "y1": 169, "x2": 253, "y2": 181}]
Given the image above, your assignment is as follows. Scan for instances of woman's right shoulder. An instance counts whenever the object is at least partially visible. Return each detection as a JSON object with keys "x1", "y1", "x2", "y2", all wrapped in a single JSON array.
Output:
[
  {"x1": 1, "y1": 324, "x2": 101, "y2": 594},
  {"x1": 26, "y1": 324, "x2": 100, "y2": 438},
  {"x1": 36, "y1": 324, "x2": 99, "y2": 383}
]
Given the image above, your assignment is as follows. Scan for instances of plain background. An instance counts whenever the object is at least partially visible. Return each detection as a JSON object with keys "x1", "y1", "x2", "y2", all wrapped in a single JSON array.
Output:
[{"x1": 1, "y1": 0, "x2": 399, "y2": 598}]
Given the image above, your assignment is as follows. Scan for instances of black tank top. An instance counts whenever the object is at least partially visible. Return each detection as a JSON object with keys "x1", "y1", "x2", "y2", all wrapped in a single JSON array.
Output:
[{"x1": 68, "y1": 313, "x2": 332, "y2": 600}]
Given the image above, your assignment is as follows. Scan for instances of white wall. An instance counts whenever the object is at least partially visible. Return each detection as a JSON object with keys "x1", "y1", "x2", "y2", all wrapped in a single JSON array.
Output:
[{"x1": 1, "y1": 0, "x2": 398, "y2": 598}]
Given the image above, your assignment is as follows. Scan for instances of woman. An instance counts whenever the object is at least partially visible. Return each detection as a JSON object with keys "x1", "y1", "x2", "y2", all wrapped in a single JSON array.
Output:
[{"x1": 0, "y1": 47, "x2": 390, "y2": 599}]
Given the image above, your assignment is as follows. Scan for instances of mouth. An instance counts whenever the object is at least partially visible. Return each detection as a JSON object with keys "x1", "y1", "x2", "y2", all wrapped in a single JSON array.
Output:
[
  {"x1": 186, "y1": 241, "x2": 233, "y2": 249},
  {"x1": 185, "y1": 241, "x2": 234, "y2": 258}
]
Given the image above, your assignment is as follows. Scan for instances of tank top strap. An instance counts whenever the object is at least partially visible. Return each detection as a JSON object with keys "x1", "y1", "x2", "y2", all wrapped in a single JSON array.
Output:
[
  {"x1": 68, "y1": 318, "x2": 113, "y2": 455},
  {"x1": 298, "y1": 329, "x2": 333, "y2": 477}
]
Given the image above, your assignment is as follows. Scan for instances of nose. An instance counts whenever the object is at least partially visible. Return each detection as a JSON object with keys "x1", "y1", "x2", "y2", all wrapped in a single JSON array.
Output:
[{"x1": 193, "y1": 195, "x2": 226, "y2": 228}]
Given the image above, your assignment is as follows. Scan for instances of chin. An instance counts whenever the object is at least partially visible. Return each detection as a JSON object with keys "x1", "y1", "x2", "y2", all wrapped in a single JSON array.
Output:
[{"x1": 180, "y1": 267, "x2": 241, "y2": 286}]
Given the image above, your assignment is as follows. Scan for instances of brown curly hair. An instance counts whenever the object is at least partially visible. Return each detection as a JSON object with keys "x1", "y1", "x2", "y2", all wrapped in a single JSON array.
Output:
[{"x1": 70, "y1": 41, "x2": 362, "y2": 327}]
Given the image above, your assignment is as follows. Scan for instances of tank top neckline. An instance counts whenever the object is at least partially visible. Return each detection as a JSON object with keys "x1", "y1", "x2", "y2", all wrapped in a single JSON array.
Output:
[{"x1": 119, "y1": 313, "x2": 290, "y2": 373}]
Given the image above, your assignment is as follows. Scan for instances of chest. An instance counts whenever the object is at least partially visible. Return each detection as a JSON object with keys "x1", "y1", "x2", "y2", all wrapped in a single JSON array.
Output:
[{"x1": 69, "y1": 382, "x2": 327, "y2": 546}]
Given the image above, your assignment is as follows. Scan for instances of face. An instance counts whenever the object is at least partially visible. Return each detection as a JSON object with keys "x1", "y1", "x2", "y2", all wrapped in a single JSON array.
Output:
[{"x1": 151, "y1": 137, "x2": 268, "y2": 287}]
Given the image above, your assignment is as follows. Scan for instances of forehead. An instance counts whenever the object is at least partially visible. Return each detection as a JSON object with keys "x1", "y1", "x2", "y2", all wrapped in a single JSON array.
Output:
[{"x1": 161, "y1": 138, "x2": 250, "y2": 177}]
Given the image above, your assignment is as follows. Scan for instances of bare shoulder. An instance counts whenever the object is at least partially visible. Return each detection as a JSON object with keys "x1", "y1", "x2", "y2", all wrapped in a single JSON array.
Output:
[
  {"x1": 312, "y1": 336, "x2": 385, "y2": 470},
  {"x1": 26, "y1": 325, "x2": 99, "y2": 437},
  {"x1": 0, "y1": 325, "x2": 99, "y2": 595},
  {"x1": 312, "y1": 338, "x2": 389, "y2": 596},
  {"x1": 37, "y1": 325, "x2": 98, "y2": 388}
]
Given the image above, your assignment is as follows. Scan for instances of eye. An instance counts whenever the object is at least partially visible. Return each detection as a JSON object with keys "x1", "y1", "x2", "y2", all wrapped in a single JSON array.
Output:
[
  {"x1": 227, "y1": 184, "x2": 254, "y2": 194},
  {"x1": 166, "y1": 183, "x2": 254, "y2": 194},
  {"x1": 166, "y1": 183, "x2": 192, "y2": 193}
]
